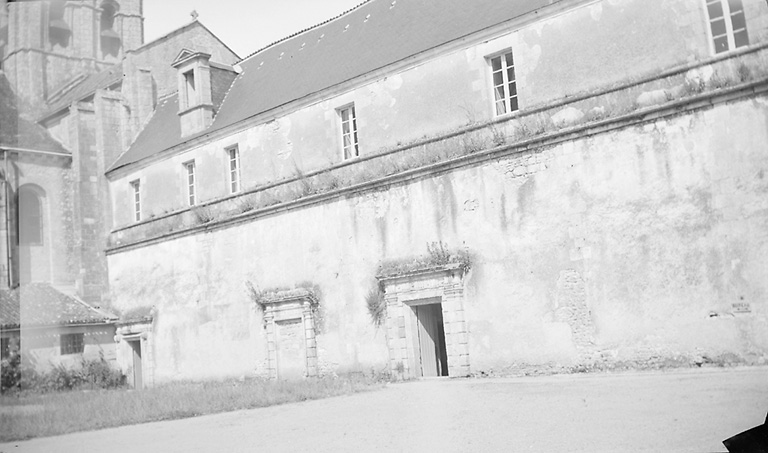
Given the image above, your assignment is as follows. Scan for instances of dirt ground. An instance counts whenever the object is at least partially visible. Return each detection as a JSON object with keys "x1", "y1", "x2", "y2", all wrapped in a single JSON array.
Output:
[{"x1": 1, "y1": 366, "x2": 766, "y2": 452}]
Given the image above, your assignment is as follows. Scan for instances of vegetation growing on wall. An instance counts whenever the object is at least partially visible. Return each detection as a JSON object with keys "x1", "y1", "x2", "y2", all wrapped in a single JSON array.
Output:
[
  {"x1": 365, "y1": 283, "x2": 386, "y2": 328},
  {"x1": 109, "y1": 52, "x2": 768, "y2": 250},
  {"x1": 376, "y1": 242, "x2": 471, "y2": 279},
  {"x1": 245, "y1": 281, "x2": 324, "y2": 334}
]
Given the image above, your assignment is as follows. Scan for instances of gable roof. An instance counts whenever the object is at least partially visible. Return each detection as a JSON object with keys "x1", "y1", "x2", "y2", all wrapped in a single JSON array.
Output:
[
  {"x1": 0, "y1": 283, "x2": 118, "y2": 329},
  {"x1": 106, "y1": 0, "x2": 557, "y2": 173},
  {"x1": 0, "y1": 74, "x2": 69, "y2": 154}
]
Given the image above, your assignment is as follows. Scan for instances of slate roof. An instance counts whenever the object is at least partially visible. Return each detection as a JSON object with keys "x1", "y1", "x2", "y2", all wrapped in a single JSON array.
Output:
[
  {"x1": 110, "y1": 94, "x2": 181, "y2": 169},
  {"x1": 0, "y1": 74, "x2": 69, "y2": 154},
  {"x1": 40, "y1": 63, "x2": 124, "y2": 121},
  {"x1": 106, "y1": 0, "x2": 556, "y2": 173},
  {"x1": 0, "y1": 283, "x2": 118, "y2": 329}
]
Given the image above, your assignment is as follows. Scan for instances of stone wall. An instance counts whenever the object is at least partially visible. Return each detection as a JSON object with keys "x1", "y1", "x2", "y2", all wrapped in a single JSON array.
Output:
[{"x1": 107, "y1": 91, "x2": 768, "y2": 382}]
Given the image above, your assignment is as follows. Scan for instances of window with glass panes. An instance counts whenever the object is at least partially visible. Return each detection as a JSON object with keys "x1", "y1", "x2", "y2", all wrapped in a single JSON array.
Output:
[
  {"x1": 60, "y1": 333, "x2": 84, "y2": 355},
  {"x1": 339, "y1": 105, "x2": 359, "y2": 160},
  {"x1": 490, "y1": 51, "x2": 518, "y2": 116},
  {"x1": 227, "y1": 146, "x2": 240, "y2": 194},
  {"x1": 130, "y1": 180, "x2": 141, "y2": 222},
  {"x1": 184, "y1": 161, "x2": 196, "y2": 206},
  {"x1": 706, "y1": 0, "x2": 749, "y2": 54}
]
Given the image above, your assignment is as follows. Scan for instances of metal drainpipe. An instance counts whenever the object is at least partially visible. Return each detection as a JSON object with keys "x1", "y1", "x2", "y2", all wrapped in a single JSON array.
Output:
[{"x1": 3, "y1": 149, "x2": 12, "y2": 289}]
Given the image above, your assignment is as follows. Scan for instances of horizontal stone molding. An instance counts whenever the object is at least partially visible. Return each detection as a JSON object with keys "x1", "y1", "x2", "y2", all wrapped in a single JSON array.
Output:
[{"x1": 106, "y1": 46, "x2": 768, "y2": 255}]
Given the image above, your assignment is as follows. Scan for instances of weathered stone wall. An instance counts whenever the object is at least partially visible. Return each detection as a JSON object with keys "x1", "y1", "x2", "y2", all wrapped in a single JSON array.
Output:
[
  {"x1": 107, "y1": 0, "x2": 768, "y2": 228},
  {"x1": 108, "y1": 94, "x2": 768, "y2": 382},
  {"x1": 14, "y1": 154, "x2": 73, "y2": 289}
]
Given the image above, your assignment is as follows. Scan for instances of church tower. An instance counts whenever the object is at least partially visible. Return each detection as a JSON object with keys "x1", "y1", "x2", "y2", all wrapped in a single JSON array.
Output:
[{"x1": 1, "y1": 0, "x2": 144, "y2": 117}]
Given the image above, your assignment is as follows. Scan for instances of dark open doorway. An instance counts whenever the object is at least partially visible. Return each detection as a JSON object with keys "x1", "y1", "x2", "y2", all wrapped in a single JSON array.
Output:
[
  {"x1": 413, "y1": 303, "x2": 449, "y2": 377},
  {"x1": 128, "y1": 340, "x2": 143, "y2": 389}
]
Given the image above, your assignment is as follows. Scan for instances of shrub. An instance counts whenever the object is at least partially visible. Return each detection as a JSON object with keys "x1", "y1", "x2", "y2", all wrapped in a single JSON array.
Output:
[
  {"x1": 365, "y1": 284, "x2": 386, "y2": 328},
  {"x1": 1, "y1": 352, "x2": 21, "y2": 393},
  {"x1": 2, "y1": 355, "x2": 126, "y2": 393}
]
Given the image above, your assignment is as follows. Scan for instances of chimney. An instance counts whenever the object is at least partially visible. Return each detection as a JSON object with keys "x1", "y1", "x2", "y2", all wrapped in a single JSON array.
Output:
[{"x1": 172, "y1": 49, "x2": 214, "y2": 137}]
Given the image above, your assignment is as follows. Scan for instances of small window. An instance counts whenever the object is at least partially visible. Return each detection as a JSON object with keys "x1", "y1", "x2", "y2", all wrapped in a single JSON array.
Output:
[
  {"x1": 183, "y1": 70, "x2": 196, "y2": 109},
  {"x1": 184, "y1": 161, "x2": 196, "y2": 206},
  {"x1": 338, "y1": 105, "x2": 359, "y2": 160},
  {"x1": 130, "y1": 179, "x2": 141, "y2": 222},
  {"x1": 60, "y1": 333, "x2": 84, "y2": 355},
  {"x1": 489, "y1": 51, "x2": 518, "y2": 116},
  {"x1": 227, "y1": 146, "x2": 240, "y2": 194},
  {"x1": 705, "y1": 0, "x2": 749, "y2": 53}
]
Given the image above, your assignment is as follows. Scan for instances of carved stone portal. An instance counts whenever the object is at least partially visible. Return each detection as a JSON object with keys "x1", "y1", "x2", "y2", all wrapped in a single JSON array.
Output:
[
  {"x1": 261, "y1": 289, "x2": 318, "y2": 379},
  {"x1": 379, "y1": 264, "x2": 469, "y2": 379}
]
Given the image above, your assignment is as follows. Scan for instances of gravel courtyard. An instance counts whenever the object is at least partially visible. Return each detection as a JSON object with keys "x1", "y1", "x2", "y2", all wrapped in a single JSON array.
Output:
[{"x1": 1, "y1": 367, "x2": 766, "y2": 452}]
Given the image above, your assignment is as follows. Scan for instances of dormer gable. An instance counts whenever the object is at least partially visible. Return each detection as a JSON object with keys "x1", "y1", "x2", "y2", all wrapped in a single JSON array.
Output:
[{"x1": 172, "y1": 48, "x2": 214, "y2": 137}]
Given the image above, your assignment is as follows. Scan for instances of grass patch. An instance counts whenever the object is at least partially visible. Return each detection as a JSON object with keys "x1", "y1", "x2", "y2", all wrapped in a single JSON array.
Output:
[{"x1": 0, "y1": 374, "x2": 386, "y2": 442}]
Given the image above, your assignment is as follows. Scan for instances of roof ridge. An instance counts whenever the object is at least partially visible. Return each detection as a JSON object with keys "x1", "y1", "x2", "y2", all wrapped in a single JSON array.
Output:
[
  {"x1": 237, "y1": 0, "x2": 372, "y2": 64},
  {"x1": 69, "y1": 293, "x2": 118, "y2": 320}
]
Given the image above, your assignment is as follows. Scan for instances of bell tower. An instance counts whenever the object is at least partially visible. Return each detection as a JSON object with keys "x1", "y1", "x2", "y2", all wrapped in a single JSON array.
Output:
[{"x1": 0, "y1": 0, "x2": 144, "y2": 117}]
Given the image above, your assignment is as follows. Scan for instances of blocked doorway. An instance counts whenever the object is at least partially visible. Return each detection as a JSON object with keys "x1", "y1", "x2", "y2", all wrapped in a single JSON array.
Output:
[
  {"x1": 411, "y1": 302, "x2": 448, "y2": 377},
  {"x1": 275, "y1": 318, "x2": 307, "y2": 380}
]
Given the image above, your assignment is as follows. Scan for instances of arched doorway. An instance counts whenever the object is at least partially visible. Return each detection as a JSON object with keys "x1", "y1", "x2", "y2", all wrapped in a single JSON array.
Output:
[{"x1": 17, "y1": 185, "x2": 48, "y2": 283}]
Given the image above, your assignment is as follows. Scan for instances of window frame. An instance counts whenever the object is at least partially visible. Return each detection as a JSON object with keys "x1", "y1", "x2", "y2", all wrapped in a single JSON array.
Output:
[
  {"x1": 487, "y1": 50, "x2": 519, "y2": 117},
  {"x1": 60, "y1": 333, "x2": 84, "y2": 355},
  {"x1": 183, "y1": 69, "x2": 197, "y2": 109},
  {"x1": 130, "y1": 179, "x2": 141, "y2": 222},
  {"x1": 226, "y1": 145, "x2": 241, "y2": 194},
  {"x1": 337, "y1": 104, "x2": 360, "y2": 160},
  {"x1": 1, "y1": 337, "x2": 10, "y2": 360},
  {"x1": 183, "y1": 160, "x2": 196, "y2": 206},
  {"x1": 705, "y1": 0, "x2": 749, "y2": 54}
]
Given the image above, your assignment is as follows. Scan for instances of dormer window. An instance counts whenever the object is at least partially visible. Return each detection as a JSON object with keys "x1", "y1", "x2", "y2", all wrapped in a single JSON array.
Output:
[
  {"x1": 183, "y1": 70, "x2": 197, "y2": 109},
  {"x1": 172, "y1": 49, "x2": 215, "y2": 137}
]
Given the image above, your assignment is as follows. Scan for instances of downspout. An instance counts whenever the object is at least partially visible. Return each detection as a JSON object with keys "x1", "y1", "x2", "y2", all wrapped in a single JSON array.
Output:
[{"x1": 3, "y1": 149, "x2": 11, "y2": 288}]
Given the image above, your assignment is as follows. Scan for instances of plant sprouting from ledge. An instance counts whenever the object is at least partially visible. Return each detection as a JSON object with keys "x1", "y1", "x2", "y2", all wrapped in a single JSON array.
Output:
[{"x1": 365, "y1": 283, "x2": 386, "y2": 328}]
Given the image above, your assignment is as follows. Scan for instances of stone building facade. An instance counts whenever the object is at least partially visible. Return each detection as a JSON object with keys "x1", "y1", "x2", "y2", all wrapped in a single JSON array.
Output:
[
  {"x1": 0, "y1": 0, "x2": 237, "y2": 381},
  {"x1": 102, "y1": 0, "x2": 768, "y2": 385}
]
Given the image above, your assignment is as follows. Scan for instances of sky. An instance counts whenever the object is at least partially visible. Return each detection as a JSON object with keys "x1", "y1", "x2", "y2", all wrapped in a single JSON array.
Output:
[{"x1": 143, "y1": 0, "x2": 366, "y2": 60}]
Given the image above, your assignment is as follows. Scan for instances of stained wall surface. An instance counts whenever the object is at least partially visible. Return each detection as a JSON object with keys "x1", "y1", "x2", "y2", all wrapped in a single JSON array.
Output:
[
  {"x1": 107, "y1": 95, "x2": 768, "y2": 381},
  {"x1": 108, "y1": 0, "x2": 768, "y2": 227}
]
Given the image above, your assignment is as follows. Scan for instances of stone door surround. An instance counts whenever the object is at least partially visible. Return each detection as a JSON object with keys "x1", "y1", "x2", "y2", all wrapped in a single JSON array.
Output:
[
  {"x1": 379, "y1": 264, "x2": 469, "y2": 378},
  {"x1": 261, "y1": 289, "x2": 318, "y2": 379}
]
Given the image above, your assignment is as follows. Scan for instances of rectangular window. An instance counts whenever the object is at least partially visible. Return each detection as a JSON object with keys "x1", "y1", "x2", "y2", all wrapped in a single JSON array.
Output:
[
  {"x1": 490, "y1": 52, "x2": 518, "y2": 116},
  {"x1": 706, "y1": 0, "x2": 749, "y2": 53},
  {"x1": 1, "y1": 337, "x2": 9, "y2": 359},
  {"x1": 60, "y1": 333, "x2": 84, "y2": 355},
  {"x1": 130, "y1": 179, "x2": 141, "y2": 222},
  {"x1": 227, "y1": 146, "x2": 240, "y2": 194},
  {"x1": 184, "y1": 161, "x2": 196, "y2": 206},
  {"x1": 339, "y1": 105, "x2": 359, "y2": 160},
  {"x1": 183, "y1": 69, "x2": 196, "y2": 108}
]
